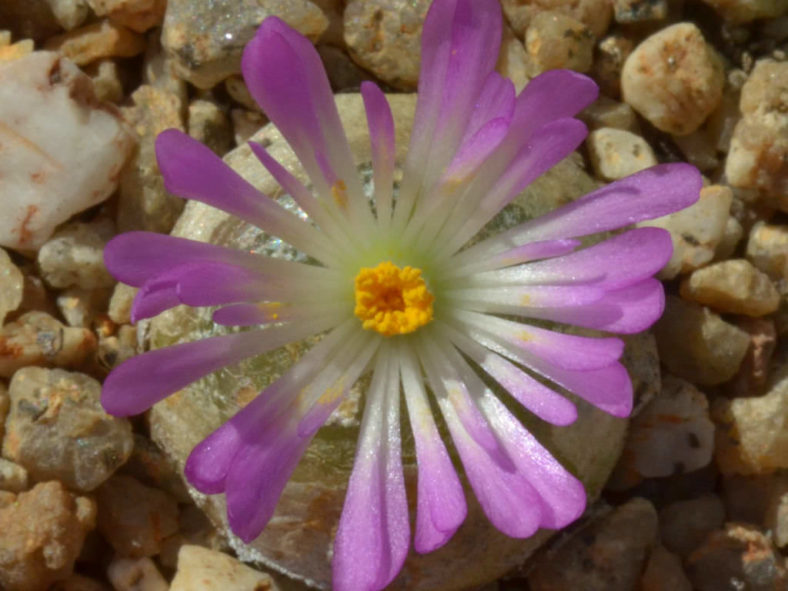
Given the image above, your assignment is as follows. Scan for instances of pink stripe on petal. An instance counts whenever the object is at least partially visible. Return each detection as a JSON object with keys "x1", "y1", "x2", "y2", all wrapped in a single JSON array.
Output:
[
  {"x1": 333, "y1": 354, "x2": 409, "y2": 591},
  {"x1": 467, "y1": 164, "x2": 702, "y2": 261},
  {"x1": 156, "y1": 130, "x2": 327, "y2": 258},
  {"x1": 435, "y1": 118, "x2": 587, "y2": 255},
  {"x1": 454, "y1": 239, "x2": 581, "y2": 274},
  {"x1": 511, "y1": 70, "x2": 598, "y2": 139},
  {"x1": 185, "y1": 388, "x2": 277, "y2": 494},
  {"x1": 361, "y1": 81, "x2": 396, "y2": 223},
  {"x1": 535, "y1": 360, "x2": 633, "y2": 417},
  {"x1": 173, "y1": 262, "x2": 268, "y2": 307},
  {"x1": 105, "y1": 232, "x2": 260, "y2": 287},
  {"x1": 396, "y1": 0, "x2": 502, "y2": 225},
  {"x1": 400, "y1": 348, "x2": 466, "y2": 553},
  {"x1": 242, "y1": 18, "x2": 366, "y2": 215},
  {"x1": 479, "y1": 394, "x2": 587, "y2": 529},
  {"x1": 526, "y1": 278, "x2": 665, "y2": 334},
  {"x1": 441, "y1": 117, "x2": 511, "y2": 184},
  {"x1": 441, "y1": 402, "x2": 543, "y2": 538},
  {"x1": 226, "y1": 427, "x2": 312, "y2": 542},
  {"x1": 481, "y1": 228, "x2": 672, "y2": 289},
  {"x1": 130, "y1": 278, "x2": 179, "y2": 323},
  {"x1": 464, "y1": 72, "x2": 516, "y2": 143},
  {"x1": 439, "y1": 325, "x2": 578, "y2": 426},
  {"x1": 102, "y1": 320, "x2": 326, "y2": 417}
]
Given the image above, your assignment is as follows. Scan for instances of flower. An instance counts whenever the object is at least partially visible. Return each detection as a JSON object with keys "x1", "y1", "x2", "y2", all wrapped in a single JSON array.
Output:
[{"x1": 101, "y1": 0, "x2": 701, "y2": 589}]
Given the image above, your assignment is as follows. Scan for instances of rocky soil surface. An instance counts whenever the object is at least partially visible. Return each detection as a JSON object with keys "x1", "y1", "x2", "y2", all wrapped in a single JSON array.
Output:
[{"x1": 0, "y1": 0, "x2": 786, "y2": 589}]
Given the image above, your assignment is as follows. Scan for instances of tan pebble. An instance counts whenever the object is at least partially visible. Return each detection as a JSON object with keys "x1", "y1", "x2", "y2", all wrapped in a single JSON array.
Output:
[
  {"x1": 746, "y1": 222, "x2": 788, "y2": 281},
  {"x1": 86, "y1": 0, "x2": 166, "y2": 33},
  {"x1": 525, "y1": 11, "x2": 594, "y2": 75},
  {"x1": 45, "y1": 20, "x2": 145, "y2": 66},
  {"x1": 587, "y1": 127, "x2": 657, "y2": 180},
  {"x1": 0, "y1": 39, "x2": 34, "y2": 61},
  {"x1": 170, "y1": 545, "x2": 278, "y2": 591},
  {"x1": 622, "y1": 23, "x2": 724, "y2": 135},
  {"x1": 107, "y1": 557, "x2": 168, "y2": 591},
  {"x1": 680, "y1": 259, "x2": 780, "y2": 316}
]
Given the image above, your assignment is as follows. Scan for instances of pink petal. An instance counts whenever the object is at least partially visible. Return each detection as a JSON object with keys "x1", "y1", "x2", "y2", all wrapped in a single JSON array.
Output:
[
  {"x1": 396, "y1": 0, "x2": 502, "y2": 224},
  {"x1": 466, "y1": 163, "x2": 702, "y2": 261},
  {"x1": 101, "y1": 320, "x2": 326, "y2": 416},
  {"x1": 242, "y1": 18, "x2": 366, "y2": 215},
  {"x1": 401, "y1": 351, "x2": 466, "y2": 553},
  {"x1": 481, "y1": 227, "x2": 673, "y2": 290},
  {"x1": 534, "y1": 361, "x2": 633, "y2": 417},
  {"x1": 480, "y1": 394, "x2": 587, "y2": 528},
  {"x1": 361, "y1": 81, "x2": 396, "y2": 222},
  {"x1": 524, "y1": 278, "x2": 666, "y2": 334},
  {"x1": 130, "y1": 276, "x2": 180, "y2": 323},
  {"x1": 155, "y1": 130, "x2": 327, "y2": 258},
  {"x1": 104, "y1": 232, "x2": 259, "y2": 287},
  {"x1": 333, "y1": 356, "x2": 409, "y2": 591},
  {"x1": 212, "y1": 303, "x2": 293, "y2": 327}
]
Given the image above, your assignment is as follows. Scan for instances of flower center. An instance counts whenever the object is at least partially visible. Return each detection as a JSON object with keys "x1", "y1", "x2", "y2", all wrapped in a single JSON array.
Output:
[{"x1": 354, "y1": 261, "x2": 434, "y2": 336}]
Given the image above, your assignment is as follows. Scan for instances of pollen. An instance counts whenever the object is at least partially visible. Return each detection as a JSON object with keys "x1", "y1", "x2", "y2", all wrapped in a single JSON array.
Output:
[{"x1": 354, "y1": 261, "x2": 434, "y2": 336}]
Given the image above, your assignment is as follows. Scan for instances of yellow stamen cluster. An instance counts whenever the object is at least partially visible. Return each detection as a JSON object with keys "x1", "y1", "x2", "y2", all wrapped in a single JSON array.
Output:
[{"x1": 354, "y1": 262, "x2": 434, "y2": 336}]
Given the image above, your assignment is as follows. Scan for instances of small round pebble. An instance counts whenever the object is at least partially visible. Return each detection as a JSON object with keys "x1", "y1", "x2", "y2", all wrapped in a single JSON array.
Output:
[
  {"x1": 587, "y1": 127, "x2": 657, "y2": 180},
  {"x1": 525, "y1": 11, "x2": 594, "y2": 75}
]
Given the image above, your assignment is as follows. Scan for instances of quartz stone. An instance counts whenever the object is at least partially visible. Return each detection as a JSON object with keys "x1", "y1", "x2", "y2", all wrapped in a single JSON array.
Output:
[{"x1": 147, "y1": 94, "x2": 631, "y2": 590}]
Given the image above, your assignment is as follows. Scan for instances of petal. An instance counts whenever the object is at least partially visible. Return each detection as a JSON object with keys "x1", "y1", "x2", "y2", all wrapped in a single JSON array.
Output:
[
  {"x1": 453, "y1": 310, "x2": 624, "y2": 372},
  {"x1": 212, "y1": 302, "x2": 293, "y2": 327},
  {"x1": 476, "y1": 227, "x2": 673, "y2": 290},
  {"x1": 431, "y1": 118, "x2": 588, "y2": 256},
  {"x1": 101, "y1": 319, "x2": 330, "y2": 416},
  {"x1": 511, "y1": 69, "x2": 599, "y2": 139},
  {"x1": 478, "y1": 393, "x2": 587, "y2": 528},
  {"x1": 395, "y1": 0, "x2": 502, "y2": 225},
  {"x1": 439, "y1": 323, "x2": 577, "y2": 426},
  {"x1": 446, "y1": 283, "x2": 606, "y2": 311},
  {"x1": 225, "y1": 424, "x2": 311, "y2": 542},
  {"x1": 155, "y1": 130, "x2": 329, "y2": 259},
  {"x1": 361, "y1": 81, "x2": 396, "y2": 224},
  {"x1": 524, "y1": 278, "x2": 666, "y2": 334},
  {"x1": 465, "y1": 163, "x2": 702, "y2": 261},
  {"x1": 242, "y1": 18, "x2": 369, "y2": 223},
  {"x1": 185, "y1": 320, "x2": 356, "y2": 494},
  {"x1": 104, "y1": 232, "x2": 259, "y2": 287},
  {"x1": 400, "y1": 346, "x2": 466, "y2": 553},
  {"x1": 130, "y1": 276, "x2": 180, "y2": 323},
  {"x1": 448, "y1": 238, "x2": 581, "y2": 276},
  {"x1": 333, "y1": 351, "x2": 409, "y2": 591}
]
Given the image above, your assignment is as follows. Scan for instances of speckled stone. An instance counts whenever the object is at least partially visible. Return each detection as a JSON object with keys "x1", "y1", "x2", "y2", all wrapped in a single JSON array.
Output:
[
  {"x1": 587, "y1": 127, "x2": 657, "y2": 180},
  {"x1": 608, "y1": 375, "x2": 714, "y2": 489},
  {"x1": 86, "y1": 0, "x2": 166, "y2": 33},
  {"x1": 2, "y1": 368, "x2": 133, "y2": 491},
  {"x1": 0, "y1": 312, "x2": 96, "y2": 378},
  {"x1": 0, "y1": 248, "x2": 23, "y2": 324},
  {"x1": 580, "y1": 97, "x2": 639, "y2": 132},
  {"x1": 726, "y1": 317, "x2": 777, "y2": 398},
  {"x1": 614, "y1": 0, "x2": 668, "y2": 22},
  {"x1": 592, "y1": 34, "x2": 634, "y2": 98},
  {"x1": 0, "y1": 52, "x2": 134, "y2": 250},
  {"x1": 747, "y1": 222, "x2": 788, "y2": 281},
  {"x1": 713, "y1": 366, "x2": 788, "y2": 476},
  {"x1": 686, "y1": 524, "x2": 788, "y2": 591},
  {"x1": 500, "y1": 0, "x2": 612, "y2": 38},
  {"x1": 496, "y1": 25, "x2": 530, "y2": 93},
  {"x1": 654, "y1": 296, "x2": 750, "y2": 386},
  {"x1": 96, "y1": 475, "x2": 179, "y2": 557},
  {"x1": 46, "y1": 0, "x2": 89, "y2": 30},
  {"x1": 680, "y1": 259, "x2": 780, "y2": 317},
  {"x1": 639, "y1": 185, "x2": 732, "y2": 280},
  {"x1": 0, "y1": 458, "x2": 28, "y2": 493},
  {"x1": 725, "y1": 60, "x2": 788, "y2": 202},
  {"x1": 343, "y1": 0, "x2": 430, "y2": 90},
  {"x1": 106, "y1": 558, "x2": 168, "y2": 591},
  {"x1": 170, "y1": 545, "x2": 279, "y2": 591},
  {"x1": 524, "y1": 11, "x2": 594, "y2": 75},
  {"x1": 37, "y1": 219, "x2": 116, "y2": 290},
  {"x1": 528, "y1": 498, "x2": 658, "y2": 591},
  {"x1": 188, "y1": 98, "x2": 233, "y2": 156},
  {"x1": 44, "y1": 20, "x2": 146, "y2": 66},
  {"x1": 161, "y1": 0, "x2": 328, "y2": 89},
  {"x1": 117, "y1": 84, "x2": 186, "y2": 234},
  {"x1": 0, "y1": 482, "x2": 96, "y2": 591},
  {"x1": 622, "y1": 23, "x2": 724, "y2": 136}
]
